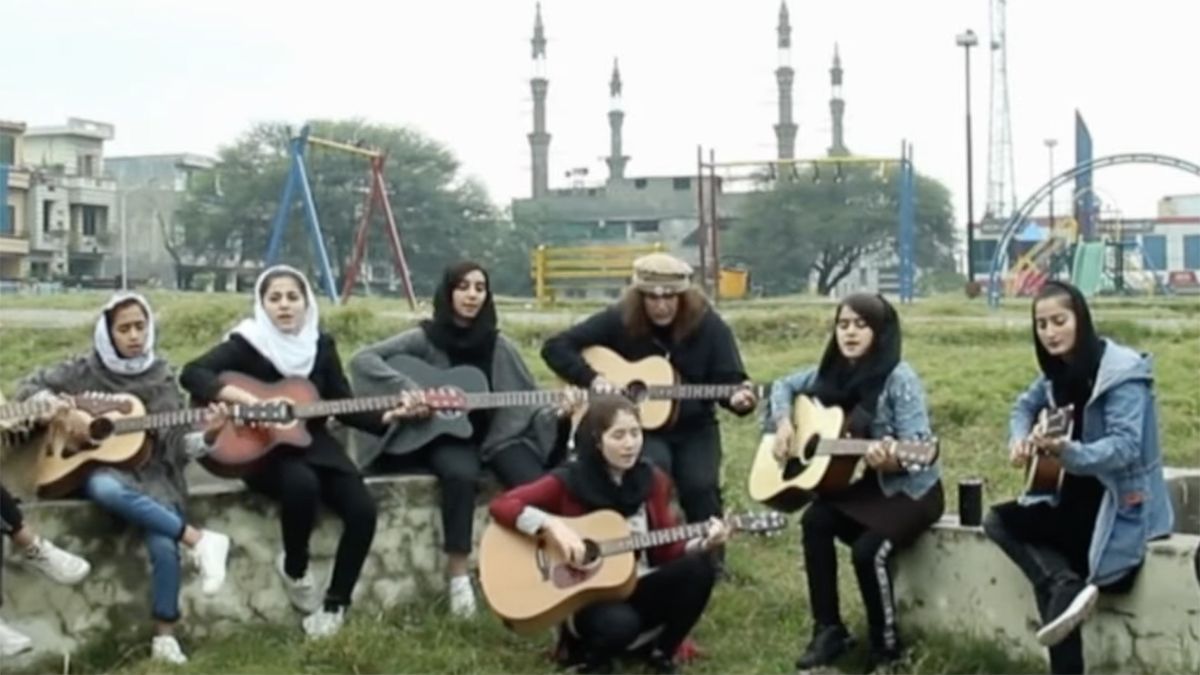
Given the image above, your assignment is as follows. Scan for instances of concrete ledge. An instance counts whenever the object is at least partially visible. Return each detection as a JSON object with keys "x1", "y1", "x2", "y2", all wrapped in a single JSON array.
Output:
[
  {"x1": 1166, "y1": 467, "x2": 1200, "y2": 536},
  {"x1": 894, "y1": 516, "x2": 1200, "y2": 673},
  {"x1": 1, "y1": 474, "x2": 493, "y2": 659}
]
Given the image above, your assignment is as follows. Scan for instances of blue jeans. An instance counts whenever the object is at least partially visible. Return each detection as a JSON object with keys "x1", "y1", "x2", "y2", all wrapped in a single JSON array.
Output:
[{"x1": 83, "y1": 473, "x2": 185, "y2": 622}]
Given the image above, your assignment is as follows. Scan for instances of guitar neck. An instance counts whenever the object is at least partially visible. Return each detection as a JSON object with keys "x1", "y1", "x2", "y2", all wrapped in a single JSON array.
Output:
[
  {"x1": 644, "y1": 384, "x2": 758, "y2": 401},
  {"x1": 463, "y1": 390, "x2": 566, "y2": 410},
  {"x1": 110, "y1": 408, "x2": 209, "y2": 435},
  {"x1": 0, "y1": 400, "x2": 51, "y2": 424},
  {"x1": 816, "y1": 438, "x2": 929, "y2": 457},
  {"x1": 295, "y1": 394, "x2": 406, "y2": 420},
  {"x1": 598, "y1": 522, "x2": 711, "y2": 557}
]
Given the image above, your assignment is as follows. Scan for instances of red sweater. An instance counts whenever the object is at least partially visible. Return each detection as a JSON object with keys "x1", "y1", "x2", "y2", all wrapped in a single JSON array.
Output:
[{"x1": 488, "y1": 468, "x2": 688, "y2": 566}]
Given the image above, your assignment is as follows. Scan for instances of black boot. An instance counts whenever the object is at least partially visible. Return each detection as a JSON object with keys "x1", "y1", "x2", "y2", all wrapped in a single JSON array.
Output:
[{"x1": 795, "y1": 623, "x2": 855, "y2": 670}]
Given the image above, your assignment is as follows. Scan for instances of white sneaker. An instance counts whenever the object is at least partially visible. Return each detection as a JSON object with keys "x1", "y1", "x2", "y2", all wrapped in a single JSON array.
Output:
[
  {"x1": 0, "y1": 617, "x2": 33, "y2": 657},
  {"x1": 1037, "y1": 583, "x2": 1100, "y2": 647},
  {"x1": 302, "y1": 607, "x2": 345, "y2": 640},
  {"x1": 275, "y1": 552, "x2": 322, "y2": 613},
  {"x1": 18, "y1": 537, "x2": 91, "y2": 585},
  {"x1": 448, "y1": 575, "x2": 476, "y2": 619},
  {"x1": 189, "y1": 530, "x2": 230, "y2": 595},
  {"x1": 150, "y1": 634, "x2": 188, "y2": 665}
]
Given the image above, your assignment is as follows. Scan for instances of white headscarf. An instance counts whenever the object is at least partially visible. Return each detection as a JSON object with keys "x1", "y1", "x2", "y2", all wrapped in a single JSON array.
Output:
[
  {"x1": 93, "y1": 292, "x2": 158, "y2": 376},
  {"x1": 229, "y1": 265, "x2": 320, "y2": 378}
]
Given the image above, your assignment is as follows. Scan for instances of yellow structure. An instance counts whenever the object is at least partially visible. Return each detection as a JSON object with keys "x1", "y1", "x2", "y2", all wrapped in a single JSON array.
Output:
[
  {"x1": 530, "y1": 242, "x2": 664, "y2": 305},
  {"x1": 717, "y1": 267, "x2": 750, "y2": 299}
]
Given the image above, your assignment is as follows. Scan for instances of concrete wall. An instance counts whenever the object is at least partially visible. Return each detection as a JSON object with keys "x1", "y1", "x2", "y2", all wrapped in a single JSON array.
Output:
[
  {"x1": 1, "y1": 475, "x2": 492, "y2": 661},
  {"x1": 894, "y1": 518, "x2": 1200, "y2": 673}
]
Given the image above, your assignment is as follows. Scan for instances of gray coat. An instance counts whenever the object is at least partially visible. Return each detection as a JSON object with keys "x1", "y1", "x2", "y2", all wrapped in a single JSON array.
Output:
[
  {"x1": 349, "y1": 328, "x2": 561, "y2": 466},
  {"x1": 14, "y1": 353, "x2": 192, "y2": 509}
]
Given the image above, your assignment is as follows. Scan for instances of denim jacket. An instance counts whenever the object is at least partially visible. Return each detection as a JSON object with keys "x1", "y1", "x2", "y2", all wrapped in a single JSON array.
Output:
[
  {"x1": 1009, "y1": 339, "x2": 1173, "y2": 585},
  {"x1": 764, "y1": 361, "x2": 941, "y2": 500}
]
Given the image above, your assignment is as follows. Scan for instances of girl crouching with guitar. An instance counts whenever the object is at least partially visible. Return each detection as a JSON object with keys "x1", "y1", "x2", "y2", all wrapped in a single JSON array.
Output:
[
  {"x1": 13, "y1": 293, "x2": 231, "y2": 665},
  {"x1": 767, "y1": 293, "x2": 942, "y2": 674},
  {"x1": 982, "y1": 281, "x2": 1172, "y2": 674},
  {"x1": 179, "y1": 265, "x2": 411, "y2": 639},
  {"x1": 489, "y1": 397, "x2": 727, "y2": 674}
]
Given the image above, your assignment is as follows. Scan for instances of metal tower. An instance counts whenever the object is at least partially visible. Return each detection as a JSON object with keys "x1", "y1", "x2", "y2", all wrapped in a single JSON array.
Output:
[{"x1": 985, "y1": 0, "x2": 1017, "y2": 220}]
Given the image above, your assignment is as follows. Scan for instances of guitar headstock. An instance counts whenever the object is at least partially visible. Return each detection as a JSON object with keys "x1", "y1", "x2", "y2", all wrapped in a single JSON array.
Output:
[
  {"x1": 1038, "y1": 405, "x2": 1074, "y2": 438},
  {"x1": 895, "y1": 438, "x2": 940, "y2": 472},
  {"x1": 728, "y1": 511, "x2": 788, "y2": 536}
]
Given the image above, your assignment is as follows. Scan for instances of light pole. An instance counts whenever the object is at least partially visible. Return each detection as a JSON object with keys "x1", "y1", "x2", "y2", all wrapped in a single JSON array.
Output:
[
  {"x1": 1045, "y1": 138, "x2": 1058, "y2": 231},
  {"x1": 956, "y1": 29, "x2": 979, "y2": 281},
  {"x1": 119, "y1": 190, "x2": 128, "y2": 290}
]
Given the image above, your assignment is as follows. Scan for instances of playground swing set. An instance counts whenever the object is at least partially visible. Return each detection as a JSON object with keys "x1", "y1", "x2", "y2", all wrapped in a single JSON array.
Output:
[{"x1": 264, "y1": 124, "x2": 417, "y2": 308}]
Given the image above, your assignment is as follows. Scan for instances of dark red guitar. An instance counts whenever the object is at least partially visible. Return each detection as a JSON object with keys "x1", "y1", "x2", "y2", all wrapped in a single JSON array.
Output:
[{"x1": 200, "y1": 372, "x2": 411, "y2": 477}]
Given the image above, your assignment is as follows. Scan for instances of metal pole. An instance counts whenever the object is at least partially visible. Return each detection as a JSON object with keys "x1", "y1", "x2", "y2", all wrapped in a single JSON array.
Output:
[
  {"x1": 1045, "y1": 139, "x2": 1057, "y2": 231},
  {"x1": 963, "y1": 43, "x2": 976, "y2": 281},
  {"x1": 120, "y1": 190, "x2": 128, "y2": 290},
  {"x1": 695, "y1": 145, "x2": 707, "y2": 293},
  {"x1": 709, "y1": 148, "x2": 720, "y2": 301}
]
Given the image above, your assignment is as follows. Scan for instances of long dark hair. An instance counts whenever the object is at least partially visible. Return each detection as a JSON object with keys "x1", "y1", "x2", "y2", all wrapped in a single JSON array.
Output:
[
  {"x1": 808, "y1": 293, "x2": 902, "y2": 438},
  {"x1": 617, "y1": 286, "x2": 709, "y2": 343},
  {"x1": 1033, "y1": 281, "x2": 1105, "y2": 435}
]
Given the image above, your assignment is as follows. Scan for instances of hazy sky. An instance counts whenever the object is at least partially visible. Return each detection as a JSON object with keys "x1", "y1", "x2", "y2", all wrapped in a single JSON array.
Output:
[{"x1": 3, "y1": 0, "x2": 1198, "y2": 233}]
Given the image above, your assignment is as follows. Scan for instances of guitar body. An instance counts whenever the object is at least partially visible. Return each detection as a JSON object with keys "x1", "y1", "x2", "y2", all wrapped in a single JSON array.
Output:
[
  {"x1": 200, "y1": 372, "x2": 317, "y2": 478},
  {"x1": 748, "y1": 396, "x2": 857, "y2": 511},
  {"x1": 1020, "y1": 405, "x2": 1074, "y2": 499},
  {"x1": 580, "y1": 346, "x2": 676, "y2": 431},
  {"x1": 365, "y1": 355, "x2": 489, "y2": 457},
  {"x1": 479, "y1": 511, "x2": 638, "y2": 634},
  {"x1": 1025, "y1": 454, "x2": 1066, "y2": 496},
  {"x1": 36, "y1": 394, "x2": 150, "y2": 499}
]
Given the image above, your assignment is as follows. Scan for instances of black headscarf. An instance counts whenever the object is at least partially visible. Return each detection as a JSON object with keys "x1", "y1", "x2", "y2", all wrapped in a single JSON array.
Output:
[
  {"x1": 553, "y1": 398, "x2": 654, "y2": 517},
  {"x1": 421, "y1": 261, "x2": 499, "y2": 376},
  {"x1": 1033, "y1": 281, "x2": 1106, "y2": 439},
  {"x1": 807, "y1": 293, "x2": 902, "y2": 438}
]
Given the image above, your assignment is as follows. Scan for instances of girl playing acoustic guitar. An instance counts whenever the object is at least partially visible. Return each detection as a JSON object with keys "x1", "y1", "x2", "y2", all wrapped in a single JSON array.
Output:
[
  {"x1": 13, "y1": 293, "x2": 231, "y2": 665},
  {"x1": 180, "y1": 265, "x2": 411, "y2": 639},
  {"x1": 489, "y1": 397, "x2": 727, "y2": 674},
  {"x1": 350, "y1": 261, "x2": 583, "y2": 618},
  {"x1": 767, "y1": 293, "x2": 942, "y2": 674},
  {"x1": 982, "y1": 281, "x2": 1173, "y2": 674}
]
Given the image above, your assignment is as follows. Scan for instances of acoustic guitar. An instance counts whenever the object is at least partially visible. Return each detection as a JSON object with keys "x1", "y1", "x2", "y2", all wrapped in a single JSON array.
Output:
[
  {"x1": 478, "y1": 509, "x2": 786, "y2": 634},
  {"x1": 38, "y1": 393, "x2": 285, "y2": 498},
  {"x1": 1022, "y1": 405, "x2": 1074, "y2": 498},
  {"x1": 580, "y1": 346, "x2": 764, "y2": 430},
  {"x1": 747, "y1": 395, "x2": 940, "y2": 512}
]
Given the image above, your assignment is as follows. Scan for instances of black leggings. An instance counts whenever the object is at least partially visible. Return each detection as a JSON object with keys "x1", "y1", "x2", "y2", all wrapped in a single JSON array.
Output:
[
  {"x1": 570, "y1": 553, "x2": 717, "y2": 662},
  {"x1": 640, "y1": 421, "x2": 723, "y2": 523},
  {"x1": 373, "y1": 438, "x2": 548, "y2": 555},
  {"x1": 801, "y1": 499, "x2": 901, "y2": 656},
  {"x1": 984, "y1": 502, "x2": 1140, "y2": 674},
  {"x1": 244, "y1": 459, "x2": 378, "y2": 610}
]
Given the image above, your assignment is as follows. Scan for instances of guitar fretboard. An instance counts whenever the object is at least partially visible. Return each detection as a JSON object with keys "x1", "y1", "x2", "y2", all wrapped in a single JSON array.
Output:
[
  {"x1": 814, "y1": 438, "x2": 938, "y2": 465},
  {"x1": 110, "y1": 408, "x2": 210, "y2": 435},
  {"x1": 597, "y1": 522, "x2": 713, "y2": 557},
  {"x1": 644, "y1": 384, "x2": 762, "y2": 401},
  {"x1": 0, "y1": 400, "x2": 52, "y2": 424},
  {"x1": 295, "y1": 394, "x2": 406, "y2": 420}
]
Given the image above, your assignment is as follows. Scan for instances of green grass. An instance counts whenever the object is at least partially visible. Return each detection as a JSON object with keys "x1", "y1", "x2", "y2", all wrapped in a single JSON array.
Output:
[{"x1": 2, "y1": 292, "x2": 1197, "y2": 674}]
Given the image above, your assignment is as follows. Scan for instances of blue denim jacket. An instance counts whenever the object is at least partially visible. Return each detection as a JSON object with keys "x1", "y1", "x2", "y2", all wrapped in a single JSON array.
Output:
[
  {"x1": 764, "y1": 361, "x2": 942, "y2": 500},
  {"x1": 1009, "y1": 339, "x2": 1174, "y2": 585}
]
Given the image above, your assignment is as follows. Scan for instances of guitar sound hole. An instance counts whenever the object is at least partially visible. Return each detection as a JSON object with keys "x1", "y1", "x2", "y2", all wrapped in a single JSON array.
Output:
[
  {"x1": 623, "y1": 381, "x2": 647, "y2": 402},
  {"x1": 802, "y1": 435, "x2": 820, "y2": 463},
  {"x1": 88, "y1": 417, "x2": 114, "y2": 441}
]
